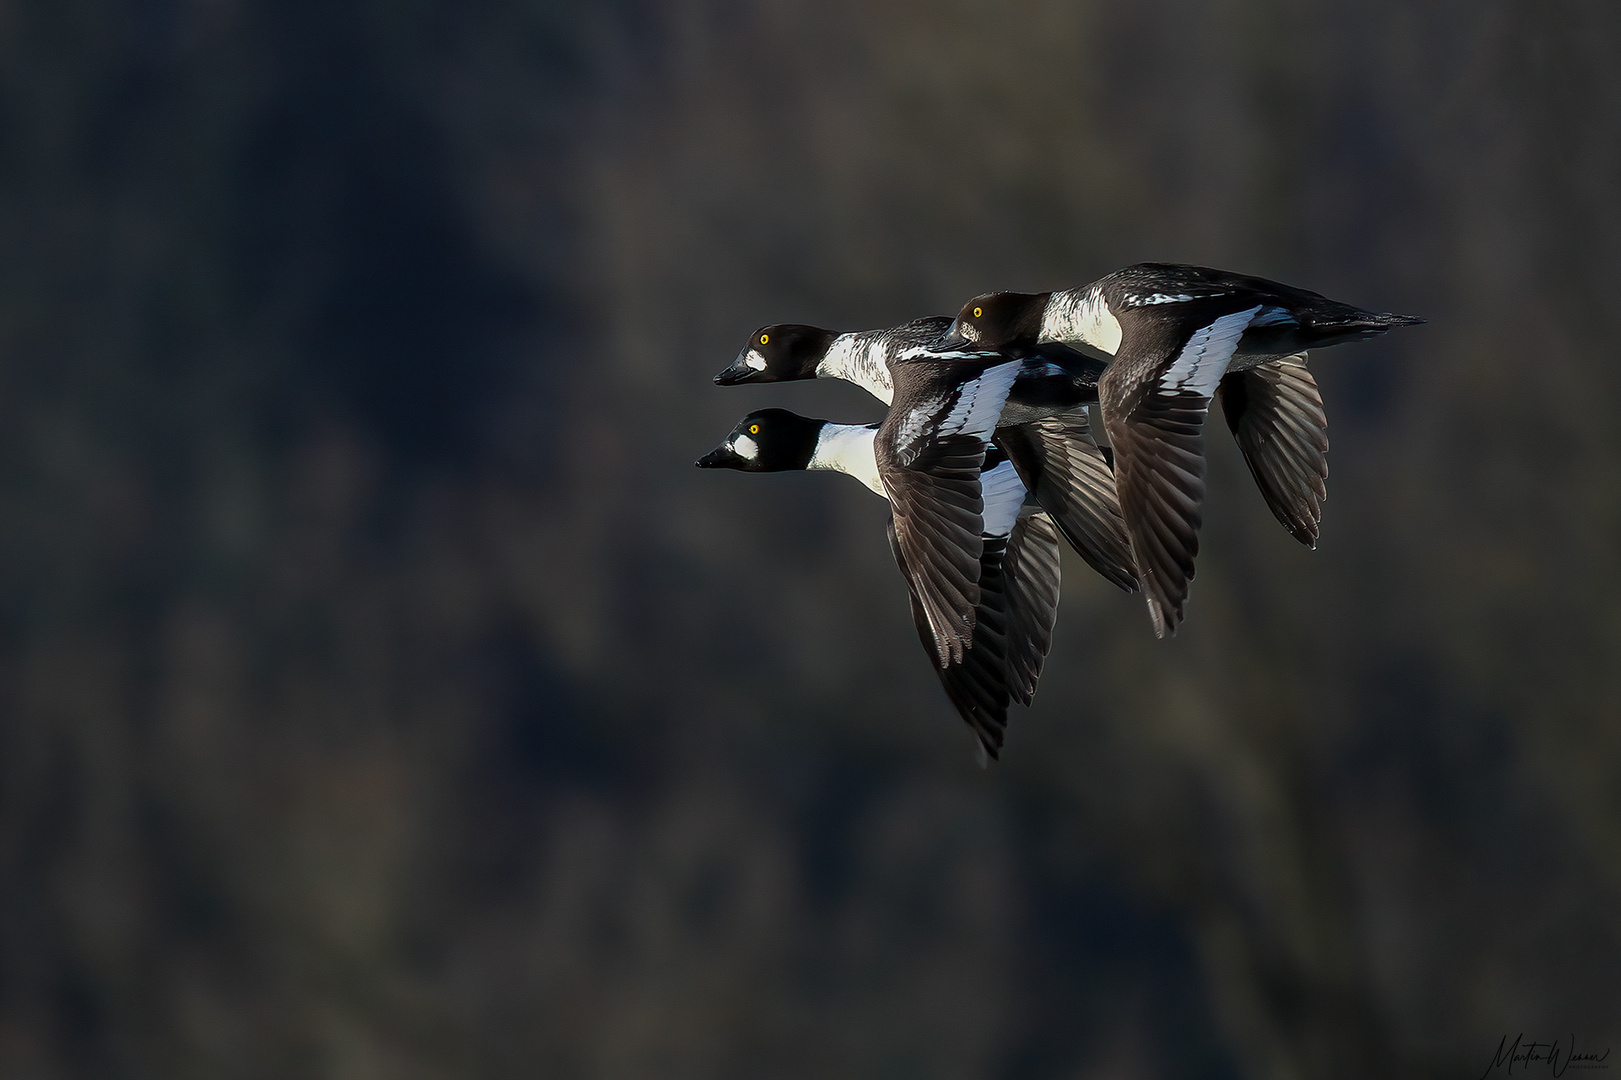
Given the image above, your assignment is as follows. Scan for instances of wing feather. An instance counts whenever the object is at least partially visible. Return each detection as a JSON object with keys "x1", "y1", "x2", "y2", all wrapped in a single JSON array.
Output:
[
  {"x1": 880, "y1": 360, "x2": 1023, "y2": 664},
  {"x1": 1100, "y1": 308, "x2": 1259, "y2": 636},
  {"x1": 995, "y1": 413, "x2": 1139, "y2": 593},
  {"x1": 887, "y1": 520, "x2": 1011, "y2": 761},
  {"x1": 1001, "y1": 512, "x2": 1063, "y2": 706},
  {"x1": 886, "y1": 511, "x2": 1063, "y2": 763},
  {"x1": 1218, "y1": 354, "x2": 1330, "y2": 547}
]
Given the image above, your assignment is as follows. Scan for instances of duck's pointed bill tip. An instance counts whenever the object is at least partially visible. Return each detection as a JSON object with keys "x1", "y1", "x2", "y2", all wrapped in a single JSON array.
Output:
[{"x1": 695, "y1": 447, "x2": 730, "y2": 468}]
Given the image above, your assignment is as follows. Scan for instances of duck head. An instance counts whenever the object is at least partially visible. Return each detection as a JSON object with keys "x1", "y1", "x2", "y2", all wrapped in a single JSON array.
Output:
[
  {"x1": 695, "y1": 408, "x2": 824, "y2": 472},
  {"x1": 713, "y1": 324, "x2": 838, "y2": 386},
  {"x1": 936, "y1": 291, "x2": 1052, "y2": 351}
]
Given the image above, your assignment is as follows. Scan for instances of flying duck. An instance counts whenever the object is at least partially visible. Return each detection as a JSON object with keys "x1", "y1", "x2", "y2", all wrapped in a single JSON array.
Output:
[
  {"x1": 696, "y1": 407, "x2": 1060, "y2": 763},
  {"x1": 712, "y1": 317, "x2": 1138, "y2": 593},
  {"x1": 939, "y1": 263, "x2": 1423, "y2": 636}
]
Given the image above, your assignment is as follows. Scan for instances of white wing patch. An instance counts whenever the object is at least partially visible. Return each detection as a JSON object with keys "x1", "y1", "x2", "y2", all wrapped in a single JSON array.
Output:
[
  {"x1": 897, "y1": 343, "x2": 987, "y2": 362},
  {"x1": 979, "y1": 459, "x2": 1027, "y2": 539},
  {"x1": 938, "y1": 361, "x2": 1021, "y2": 441},
  {"x1": 894, "y1": 397, "x2": 943, "y2": 464},
  {"x1": 1159, "y1": 305, "x2": 1262, "y2": 397},
  {"x1": 1138, "y1": 292, "x2": 1195, "y2": 305}
]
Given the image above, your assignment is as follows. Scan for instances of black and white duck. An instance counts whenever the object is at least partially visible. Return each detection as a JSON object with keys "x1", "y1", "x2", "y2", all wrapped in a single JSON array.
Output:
[
  {"x1": 712, "y1": 316, "x2": 1137, "y2": 593},
  {"x1": 696, "y1": 359, "x2": 1058, "y2": 762},
  {"x1": 939, "y1": 262, "x2": 1423, "y2": 636}
]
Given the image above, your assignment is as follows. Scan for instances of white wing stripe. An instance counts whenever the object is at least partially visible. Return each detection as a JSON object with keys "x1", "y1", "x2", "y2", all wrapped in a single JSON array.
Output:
[
  {"x1": 979, "y1": 459, "x2": 1026, "y2": 539},
  {"x1": 896, "y1": 344, "x2": 987, "y2": 362},
  {"x1": 896, "y1": 398, "x2": 943, "y2": 463},
  {"x1": 939, "y1": 361, "x2": 1021, "y2": 441},
  {"x1": 1160, "y1": 305, "x2": 1262, "y2": 397}
]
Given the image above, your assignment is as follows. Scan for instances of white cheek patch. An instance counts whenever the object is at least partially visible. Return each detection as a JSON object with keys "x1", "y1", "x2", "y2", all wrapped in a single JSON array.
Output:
[
  {"x1": 745, "y1": 351, "x2": 767, "y2": 371},
  {"x1": 731, "y1": 434, "x2": 759, "y2": 459}
]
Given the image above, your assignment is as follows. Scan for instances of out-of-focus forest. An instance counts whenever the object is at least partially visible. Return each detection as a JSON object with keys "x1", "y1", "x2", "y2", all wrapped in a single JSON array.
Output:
[{"x1": 1, "y1": 1, "x2": 1618, "y2": 1077}]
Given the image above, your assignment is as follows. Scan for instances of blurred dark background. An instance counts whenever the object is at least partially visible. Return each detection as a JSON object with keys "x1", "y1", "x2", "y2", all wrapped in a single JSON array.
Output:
[{"x1": 1, "y1": 1, "x2": 1618, "y2": 1077}]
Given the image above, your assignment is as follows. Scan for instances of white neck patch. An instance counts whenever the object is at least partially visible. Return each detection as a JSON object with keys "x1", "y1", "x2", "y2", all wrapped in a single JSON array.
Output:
[
  {"x1": 816, "y1": 333, "x2": 895, "y2": 405},
  {"x1": 808, "y1": 423, "x2": 884, "y2": 496},
  {"x1": 1041, "y1": 286, "x2": 1123, "y2": 355}
]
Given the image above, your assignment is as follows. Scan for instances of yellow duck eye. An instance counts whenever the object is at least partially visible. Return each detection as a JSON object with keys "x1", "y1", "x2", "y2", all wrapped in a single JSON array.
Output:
[
  {"x1": 972, "y1": 307, "x2": 983, "y2": 319},
  {"x1": 759, "y1": 333, "x2": 770, "y2": 345},
  {"x1": 749, "y1": 424, "x2": 760, "y2": 435}
]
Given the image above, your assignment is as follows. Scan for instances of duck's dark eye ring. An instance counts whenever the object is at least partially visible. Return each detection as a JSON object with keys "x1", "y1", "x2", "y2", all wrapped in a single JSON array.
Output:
[
  {"x1": 759, "y1": 333, "x2": 770, "y2": 345},
  {"x1": 972, "y1": 307, "x2": 983, "y2": 319}
]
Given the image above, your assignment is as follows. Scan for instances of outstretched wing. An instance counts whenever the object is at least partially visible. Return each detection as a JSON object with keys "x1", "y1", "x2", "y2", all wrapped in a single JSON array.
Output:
[
  {"x1": 887, "y1": 518, "x2": 1010, "y2": 762},
  {"x1": 880, "y1": 360, "x2": 1022, "y2": 664},
  {"x1": 995, "y1": 413, "x2": 1138, "y2": 593},
  {"x1": 1001, "y1": 511, "x2": 1063, "y2": 707},
  {"x1": 1217, "y1": 354, "x2": 1329, "y2": 548},
  {"x1": 1099, "y1": 305, "x2": 1260, "y2": 636},
  {"x1": 886, "y1": 510, "x2": 1063, "y2": 764},
  {"x1": 884, "y1": 435, "x2": 991, "y2": 666}
]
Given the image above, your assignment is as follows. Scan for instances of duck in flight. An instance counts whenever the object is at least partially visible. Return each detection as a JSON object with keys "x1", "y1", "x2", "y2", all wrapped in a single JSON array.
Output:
[
  {"x1": 712, "y1": 316, "x2": 1138, "y2": 594},
  {"x1": 938, "y1": 263, "x2": 1423, "y2": 637},
  {"x1": 697, "y1": 406, "x2": 1060, "y2": 764}
]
